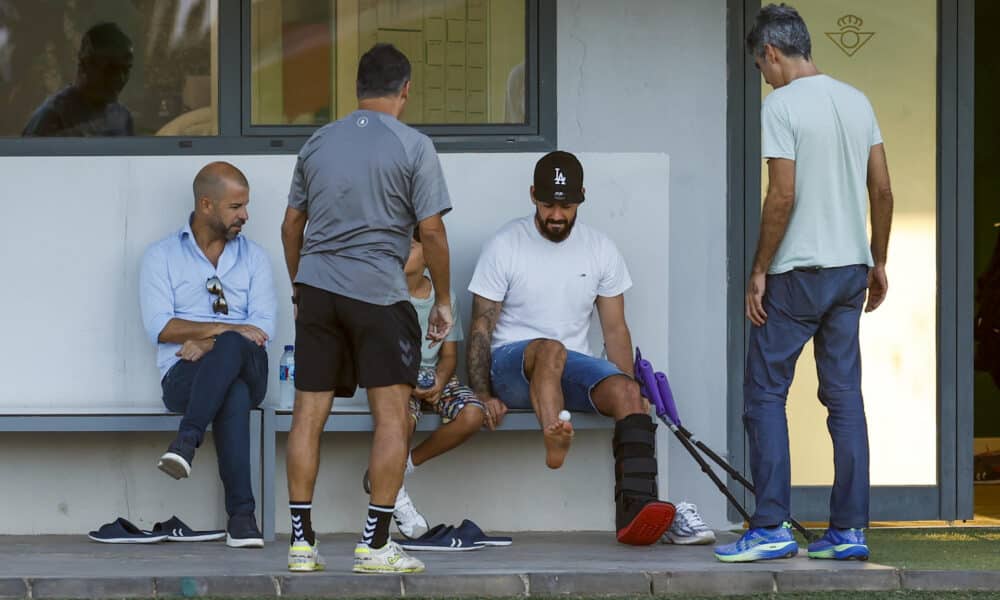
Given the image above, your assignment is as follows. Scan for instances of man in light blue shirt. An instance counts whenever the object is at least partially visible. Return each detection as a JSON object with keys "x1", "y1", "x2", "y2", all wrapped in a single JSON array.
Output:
[
  {"x1": 715, "y1": 4, "x2": 893, "y2": 564},
  {"x1": 139, "y1": 161, "x2": 276, "y2": 548}
]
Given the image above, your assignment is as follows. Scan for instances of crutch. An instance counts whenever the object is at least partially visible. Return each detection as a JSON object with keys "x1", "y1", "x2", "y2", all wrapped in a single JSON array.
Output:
[{"x1": 635, "y1": 348, "x2": 816, "y2": 542}]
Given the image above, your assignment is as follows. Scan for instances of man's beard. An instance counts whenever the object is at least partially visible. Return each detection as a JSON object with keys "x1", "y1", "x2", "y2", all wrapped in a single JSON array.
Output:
[
  {"x1": 213, "y1": 217, "x2": 245, "y2": 240},
  {"x1": 535, "y1": 210, "x2": 575, "y2": 243}
]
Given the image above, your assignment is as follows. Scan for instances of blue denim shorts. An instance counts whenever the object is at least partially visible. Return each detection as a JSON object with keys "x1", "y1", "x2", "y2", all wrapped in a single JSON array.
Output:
[{"x1": 490, "y1": 340, "x2": 625, "y2": 413}]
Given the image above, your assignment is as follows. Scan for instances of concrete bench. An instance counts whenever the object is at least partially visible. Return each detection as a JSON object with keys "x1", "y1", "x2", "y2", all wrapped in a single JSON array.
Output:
[
  {"x1": 260, "y1": 407, "x2": 613, "y2": 541},
  {"x1": 0, "y1": 408, "x2": 264, "y2": 526}
]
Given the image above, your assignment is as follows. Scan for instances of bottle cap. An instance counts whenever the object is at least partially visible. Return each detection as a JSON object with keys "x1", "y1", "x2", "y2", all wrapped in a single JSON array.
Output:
[{"x1": 284, "y1": 345, "x2": 294, "y2": 351}]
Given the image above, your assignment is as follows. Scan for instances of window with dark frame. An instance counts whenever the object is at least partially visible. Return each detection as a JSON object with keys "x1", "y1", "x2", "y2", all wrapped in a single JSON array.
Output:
[{"x1": 0, "y1": 0, "x2": 554, "y2": 155}]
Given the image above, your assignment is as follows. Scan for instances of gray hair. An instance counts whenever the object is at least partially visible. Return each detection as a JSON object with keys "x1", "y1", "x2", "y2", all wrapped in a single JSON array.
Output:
[{"x1": 746, "y1": 3, "x2": 812, "y2": 60}]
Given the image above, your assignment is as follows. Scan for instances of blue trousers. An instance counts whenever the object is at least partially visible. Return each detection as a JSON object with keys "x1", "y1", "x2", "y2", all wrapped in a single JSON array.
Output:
[
  {"x1": 162, "y1": 331, "x2": 268, "y2": 517},
  {"x1": 744, "y1": 265, "x2": 870, "y2": 529}
]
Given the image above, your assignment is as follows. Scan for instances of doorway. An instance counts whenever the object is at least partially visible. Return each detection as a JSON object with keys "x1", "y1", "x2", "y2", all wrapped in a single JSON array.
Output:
[
  {"x1": 729, "y1": 0, "x2": 973, "y2": 523},
  {"x1": 973, "y1": 0, "x2": 1000, "y2": 524}
]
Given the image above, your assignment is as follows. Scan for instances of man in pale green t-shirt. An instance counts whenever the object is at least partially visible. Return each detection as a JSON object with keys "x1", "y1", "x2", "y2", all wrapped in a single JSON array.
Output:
[{"x1": 717, "y1": 3, "x2": 894, "y2": 565}]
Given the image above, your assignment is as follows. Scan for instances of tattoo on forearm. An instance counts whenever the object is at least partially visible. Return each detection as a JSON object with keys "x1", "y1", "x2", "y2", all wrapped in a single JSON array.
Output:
[{"x1": 468, "y1": 298, "x2": 500, "y2": 395}]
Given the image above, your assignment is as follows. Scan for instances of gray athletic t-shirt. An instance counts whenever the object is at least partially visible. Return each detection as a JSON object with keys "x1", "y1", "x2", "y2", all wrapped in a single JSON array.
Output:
[{"x1": 288, "y1": 109, "x2": 452, "y2": 305}]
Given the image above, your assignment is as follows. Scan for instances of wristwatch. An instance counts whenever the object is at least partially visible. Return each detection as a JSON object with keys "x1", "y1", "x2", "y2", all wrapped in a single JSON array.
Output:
[{"x1": 291, "y1": 295, "x2": 298, "y2": 305}]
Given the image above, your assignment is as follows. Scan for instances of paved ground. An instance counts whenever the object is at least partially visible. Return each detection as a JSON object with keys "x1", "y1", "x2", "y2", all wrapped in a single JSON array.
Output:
[{"x1": 0, "y1": 532, "x2": 997, "y2": 598}]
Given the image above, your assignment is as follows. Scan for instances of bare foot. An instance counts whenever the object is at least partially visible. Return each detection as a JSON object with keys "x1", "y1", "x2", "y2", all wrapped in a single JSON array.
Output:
[{"x1": 543, "y1": 420, "x2": 575, "y2": 469}]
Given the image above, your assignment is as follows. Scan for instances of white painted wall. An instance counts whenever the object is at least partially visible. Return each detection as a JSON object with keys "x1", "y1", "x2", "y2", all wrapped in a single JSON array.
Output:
[
  {"x1": 0, "y1": 151, "x2": 669, "y2": 534},
  {"x1": 558, "y1": 0, "x2": 732, "y2": 527},
  {"x1": 0, "y1": 0, "x2": 731, "y2": 534}
]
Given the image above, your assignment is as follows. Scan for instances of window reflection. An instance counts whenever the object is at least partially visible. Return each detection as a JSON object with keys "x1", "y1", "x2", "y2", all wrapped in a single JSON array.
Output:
[{"x1": 0, "y1": 0, "x2": 218, "y2": 137}]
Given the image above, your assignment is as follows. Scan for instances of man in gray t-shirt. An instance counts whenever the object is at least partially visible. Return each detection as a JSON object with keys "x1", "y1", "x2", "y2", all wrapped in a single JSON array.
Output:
[{"x1": 280, "y1": 43, "x2": 454, "y2": 575}]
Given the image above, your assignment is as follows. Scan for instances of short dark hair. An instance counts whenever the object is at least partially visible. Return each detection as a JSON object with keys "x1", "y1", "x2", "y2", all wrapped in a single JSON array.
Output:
[
  {"x1": 746, "y1": 3, "x2": 812, "y2": 60},
  {"x1": 79, "y1": 22, "x2": 132, "y2": 61},
  {"x1": 356, "y1": 43, "x2": 411, "y2": 100}
]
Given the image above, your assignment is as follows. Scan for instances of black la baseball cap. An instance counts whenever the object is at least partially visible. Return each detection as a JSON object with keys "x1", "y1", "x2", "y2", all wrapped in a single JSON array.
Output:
[{"x1": 533, "y1": 151, "x2": 584, "y2": 204}]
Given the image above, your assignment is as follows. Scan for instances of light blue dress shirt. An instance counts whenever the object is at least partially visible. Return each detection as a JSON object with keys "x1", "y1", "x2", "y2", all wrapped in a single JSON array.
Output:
[{"x1": 139, "y1": 218, "x2": 277, "y2": 380}]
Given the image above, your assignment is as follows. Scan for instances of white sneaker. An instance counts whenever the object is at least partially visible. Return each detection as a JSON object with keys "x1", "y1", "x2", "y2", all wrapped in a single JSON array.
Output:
[
  {"x1": 353, "y1": 541, "x2": 425, "y2": 573},
  {"x1": 288, "y1": 540, "x2": 325, "y2": 572},
  {"x1": 157, "y1": 452, "x2": 191, "y2": 480},
  {"x1": 661, "y1": 502, "x2": 716, "y2": 545},
  {"x1": 394, "y1": 485, "x2": 429, "y2": 539}
]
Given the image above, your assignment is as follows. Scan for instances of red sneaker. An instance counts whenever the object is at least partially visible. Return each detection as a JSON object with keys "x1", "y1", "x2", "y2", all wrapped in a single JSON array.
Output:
[{"x1": 616, "y1": 501, "x2": 675, "y2": 545}]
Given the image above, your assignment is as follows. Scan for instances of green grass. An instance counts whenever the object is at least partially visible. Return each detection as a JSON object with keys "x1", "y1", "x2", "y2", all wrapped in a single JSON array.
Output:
[
  {"x1": 787, "y1": 527, "x2": 1000, "y2": 571},
  {"x1": 670, "y1": 594, "x2": 1000, "y2": 599},
  {"x1": 94, "y1": 592, "x2": 1000, "y2": 600}
]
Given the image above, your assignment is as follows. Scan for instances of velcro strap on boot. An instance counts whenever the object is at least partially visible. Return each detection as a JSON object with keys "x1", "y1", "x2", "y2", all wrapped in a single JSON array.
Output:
[
  {"x1": 613, "y1": 427, "x2": 654, "y2": 446},
  {"x1": 615, "y1": 477, "x2": 657, "y2": 499},
  {"x1": 619, "y1": 456, "x2": 658, "y2": 477},
  {"x1": 614, "y1": 442, "x2": 653, "y2": 461}
]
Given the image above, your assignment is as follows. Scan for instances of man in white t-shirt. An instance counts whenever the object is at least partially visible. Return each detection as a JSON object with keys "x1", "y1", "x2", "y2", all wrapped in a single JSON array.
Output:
[
  {"x1": 715, "y1": 4, "x2": 894, "y2": 564},
  {"x1": 467, "y1": 151, "x2": 676, "y2": 546}
]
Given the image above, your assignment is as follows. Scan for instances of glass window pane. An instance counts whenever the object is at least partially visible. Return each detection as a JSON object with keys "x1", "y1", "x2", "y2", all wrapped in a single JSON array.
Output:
[
  {"x1": 0, "y1": 0, "x2": 218, "y2": 137},
  {"x1": 759, "y1": 1, "x2": 938, "y2": 487},
  {"x1": 250, "y1": 0, "x2": 527, "y2": 126}
]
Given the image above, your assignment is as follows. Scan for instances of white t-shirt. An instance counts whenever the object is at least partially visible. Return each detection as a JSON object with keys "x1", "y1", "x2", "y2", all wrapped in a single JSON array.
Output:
[
  {"x1": 468, "y1": 216, "x2": 632, "y2": 356},
  {"x1": 762, "y1": 74, "x2": 882, "y2": 274}
]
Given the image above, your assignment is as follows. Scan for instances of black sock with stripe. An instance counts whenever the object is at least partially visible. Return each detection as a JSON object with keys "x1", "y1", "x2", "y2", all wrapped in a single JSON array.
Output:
[
  {"x1": 362, "y1": 504, "x2": 394, "y2": 549},
  {"x1": 290, "y1": 501, "x2": 314, "y2": 546}
]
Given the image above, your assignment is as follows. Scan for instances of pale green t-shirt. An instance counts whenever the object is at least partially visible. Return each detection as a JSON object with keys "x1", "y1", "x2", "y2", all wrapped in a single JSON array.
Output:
[
  {"x1": 409, "y1": 280, "x2": 463, "y2": 369},
  {"x1": 762, "y1": 74, "x2": 882, "y2": 274}
]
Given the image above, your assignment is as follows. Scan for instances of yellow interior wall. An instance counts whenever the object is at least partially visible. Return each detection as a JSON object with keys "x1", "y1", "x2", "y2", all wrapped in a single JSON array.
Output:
[
  {"x1": 255, "y1": 0, "x2": 524, "y2": 125},
  {"x1": 758, "y1": 0, "x2": 938, "y2": 487},
  {"x1": 489, "y1": 0, "x2": 526, "y2": 122}
]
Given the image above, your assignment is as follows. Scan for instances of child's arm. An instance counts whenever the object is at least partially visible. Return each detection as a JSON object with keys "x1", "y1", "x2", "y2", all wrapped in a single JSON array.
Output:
[
  {"x1": 434, "y1": 341, "x2": 458, "y2": 386},
  {"x1": 413, "y1": 341, "x2": 458, "y2": 404}
]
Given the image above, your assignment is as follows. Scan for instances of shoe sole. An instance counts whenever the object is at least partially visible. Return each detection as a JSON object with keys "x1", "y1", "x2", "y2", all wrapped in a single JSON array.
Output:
[
  {"x1": 617, "y1": 502, "x2": 676, "y2": 546},
  {"x1": 476, "y1": 540, "x2": 513, "y2": 546},
  {"x1": 352, "y1": 564, "x2": 424, "y2": 574},
  {"x1": 166, "y1": 533, "x2": 226, "y2": 542},
  {"x1": 157, "y1": 453, "x2": 191, "y2": 480},
  {"x1": 808, "y1": 544, "x2": 870, "y2": 561},
  {"x1": 288, "y1": 562, "x2": 325, "y2": 572},
  {"x1": 398, "y1": 543, "x2": 485, "y2": 552},
  {"x1": 226, "y1": 534, "x2": 264, "y2": 548},
  {"x1": 88, "y1": 535, "x2": 168, "y2": 544},
  {"x1": 662, "y1": 532, "x2": 717, "y2": 545},
  {"x1": 715, "y1": 541, "x2": 799, "y2": 563}
]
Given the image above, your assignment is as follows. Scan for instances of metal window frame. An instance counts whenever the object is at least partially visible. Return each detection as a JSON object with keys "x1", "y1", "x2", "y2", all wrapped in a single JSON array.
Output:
[
  {"x1": 726, "y1": 0, "x2": 975, "y2": 522},
  {"x1": 0, "y1": 0, "x2": 556, "y2": 156}
]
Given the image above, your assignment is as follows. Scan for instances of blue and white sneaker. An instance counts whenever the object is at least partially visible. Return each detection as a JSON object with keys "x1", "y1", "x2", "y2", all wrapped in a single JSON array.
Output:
[
  {"x1": 807, "y1": 527, "x2": 869, "y2": 561},
  {"x1": 714, "y1": 522, "x2": 799, "y2": 563}
]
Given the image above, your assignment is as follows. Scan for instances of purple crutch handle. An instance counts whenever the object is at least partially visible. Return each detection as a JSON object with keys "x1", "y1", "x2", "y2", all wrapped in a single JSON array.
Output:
[
  {"x1": 635, "y1": 358, "x2": 665, "y2": 417},
  {"x1": 654, "y1": 372, "x2": 682, "y2": 427}
]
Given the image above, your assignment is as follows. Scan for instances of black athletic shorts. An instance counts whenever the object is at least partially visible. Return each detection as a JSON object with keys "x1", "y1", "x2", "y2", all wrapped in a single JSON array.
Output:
[{"x1": 294, "y1": 284, "x2": 421, "y2": 395}]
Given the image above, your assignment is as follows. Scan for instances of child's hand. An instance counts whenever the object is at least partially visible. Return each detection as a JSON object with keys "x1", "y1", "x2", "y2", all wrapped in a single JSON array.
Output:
[{"x1": 412, "y1": 383, "x2": 443, "y2": 405}]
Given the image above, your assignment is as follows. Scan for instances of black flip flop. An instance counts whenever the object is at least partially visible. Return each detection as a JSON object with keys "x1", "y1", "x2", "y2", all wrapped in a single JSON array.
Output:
[
  {"x1": 152, "y1": 516, "x2": 225, "y2": 542},
  {"x1": 456, "y1": 519, "x2": 513, "y2": 546},
  {"x1": 88, "y1": 518, "x2": 168, "y2": 544}
]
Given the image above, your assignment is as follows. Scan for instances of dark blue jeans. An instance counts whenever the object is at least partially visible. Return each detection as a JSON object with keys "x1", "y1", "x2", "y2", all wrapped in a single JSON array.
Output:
[
  {"x1": 162, "y1": 331, "x2": 268, "y2": 517},
  {"x1": 744, "y1": 265, "x2": 870, "y2": 530}
]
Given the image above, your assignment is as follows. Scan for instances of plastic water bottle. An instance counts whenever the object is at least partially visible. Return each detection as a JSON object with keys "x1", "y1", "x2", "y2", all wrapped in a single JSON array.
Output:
[
  {"x1": 279, "y1": 345, "x2": 295, "y2": 410},
  {"x1": 417, "y1": 367, "x2": 436, "y2": 390}
]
